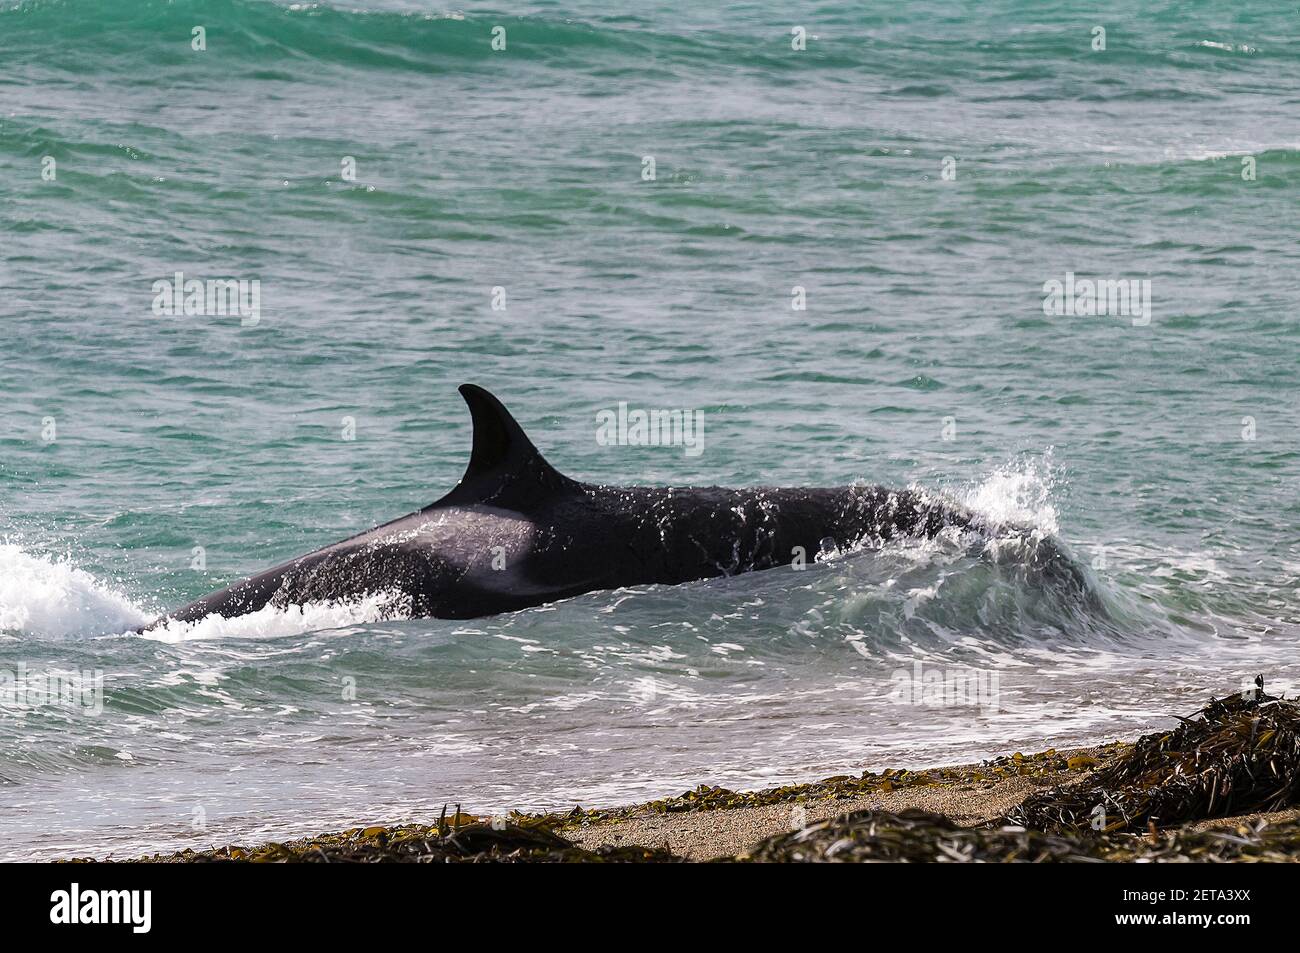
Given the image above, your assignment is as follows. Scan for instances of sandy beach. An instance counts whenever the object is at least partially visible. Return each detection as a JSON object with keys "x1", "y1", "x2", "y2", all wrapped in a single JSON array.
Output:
[{"x1": 562, "y1": 750, "x2": 1107, "y2": 860}]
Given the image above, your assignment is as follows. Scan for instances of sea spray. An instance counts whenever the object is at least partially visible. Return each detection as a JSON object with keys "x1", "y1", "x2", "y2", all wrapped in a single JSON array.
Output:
[{"x1": 0, "y1": 543, "x2": 147, "y2": 638}]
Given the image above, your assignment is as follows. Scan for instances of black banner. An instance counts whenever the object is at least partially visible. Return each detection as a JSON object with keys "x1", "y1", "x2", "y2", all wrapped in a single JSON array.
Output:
[{"x1": 3, "y1": 860, "x2": 1272, "y2": 939}]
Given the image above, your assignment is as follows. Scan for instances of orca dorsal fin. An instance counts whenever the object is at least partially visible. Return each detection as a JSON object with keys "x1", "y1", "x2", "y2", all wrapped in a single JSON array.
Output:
[{"x1": 434, "y1": 384, "x2": 578, "y2": 508}]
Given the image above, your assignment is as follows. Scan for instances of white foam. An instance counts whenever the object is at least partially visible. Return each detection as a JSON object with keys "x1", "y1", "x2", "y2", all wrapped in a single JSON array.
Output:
[
  {"x1": 0, "y1": 542, "x2": 149, "y2": 638},
  {"x1": 957, "y1": 454, "x2": 1060, "y2": 535},
  {"x1": 138, "y1": 590, "x2": 405, "y2": 644},
  {"x1": 1196, "y1": 39, "x2": 1257, "y2": 54},
  {"x1": 0, "y1": 541, "x2": 407, "y2": 643}
]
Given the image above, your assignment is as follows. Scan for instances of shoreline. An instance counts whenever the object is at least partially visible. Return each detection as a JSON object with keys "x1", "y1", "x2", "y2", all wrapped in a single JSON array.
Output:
[
  {"x1": 75, "y1": 745, "x2": 1116, "y2": 863},
  {"x1": 560, "y1": 744, "x2": 1121, "y2": 860},
  {"x1": 73, "y1": 688, "x2": 1300, "y2": 862}
]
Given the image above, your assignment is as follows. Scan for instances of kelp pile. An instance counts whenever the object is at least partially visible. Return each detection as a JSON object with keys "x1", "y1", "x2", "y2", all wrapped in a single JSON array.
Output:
[
  {"x1": 132, "y1": 808, "x2": 1300, "y2": 865},
  {"x1": 737, "y1": 809, "x2": 1300, "y2": 863},
  {"x1": 740, "y1": 809, "x2": 1100, "y2": 863},
  {"x1": 1007, "y1": 687, "x2": 1300, "y2": 834},
  {"x1": 126, "y1": 807, "x2": 679, "y2": 864}
]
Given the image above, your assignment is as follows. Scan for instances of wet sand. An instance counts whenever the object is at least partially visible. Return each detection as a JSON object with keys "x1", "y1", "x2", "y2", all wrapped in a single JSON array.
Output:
[{"x1": 564, "y1": 749, "x2": 1106, "y2": 860}]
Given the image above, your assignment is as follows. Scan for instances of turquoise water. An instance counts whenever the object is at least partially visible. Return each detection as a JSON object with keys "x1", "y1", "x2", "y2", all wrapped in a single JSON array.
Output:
[{"x1": 2, "y1": 0, "x2": 1298, "y2": 860}]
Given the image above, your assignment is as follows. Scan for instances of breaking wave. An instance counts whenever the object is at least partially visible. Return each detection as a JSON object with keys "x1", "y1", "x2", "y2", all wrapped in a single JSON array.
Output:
[
  {"x1": 0, "y1": 543, "x2": 146, "y2": 638},
  {"x1": 0, "y1": 542, "x2": 401, "y2": 642}
]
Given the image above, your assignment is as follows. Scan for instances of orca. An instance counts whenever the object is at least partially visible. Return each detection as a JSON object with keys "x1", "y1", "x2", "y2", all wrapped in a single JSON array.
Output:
[{"x1": 140, "y1": 384, "x2": 1085, "y2": 630}]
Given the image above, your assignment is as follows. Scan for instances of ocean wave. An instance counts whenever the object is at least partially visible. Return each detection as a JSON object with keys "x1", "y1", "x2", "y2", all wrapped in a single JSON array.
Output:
[
  {"x1": 15, "y1": 0, "x2": 1284, "y2": 82},
  {"x1": 0, "y1": 539, "x2": 408, "y2": 641},
  {"x1": 0, "y1": 542, "x2": 147, "y2": 638},
  {"x1": 0, "y1": 0, "x2": 689, "y2": 73}
]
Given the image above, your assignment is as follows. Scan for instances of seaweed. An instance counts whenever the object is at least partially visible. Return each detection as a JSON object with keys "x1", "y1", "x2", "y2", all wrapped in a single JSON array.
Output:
[
  {"x1": 121, "y1": 808, "x2": 1300, "y2": 864},
  {"x1": 122, "y1": 807, "x2": 680, "y2": 864},
  {"x1": 738, "y1": 809, "x2": 1102, "y2": 863},
  {"x1": 1005, "y1": 685, "x2": 1300, "y2": 833},
  {"x1": 736, "y1": 808, "x2": 1300, "y2": 863},
  {"x1": 531, "y1": 745, "x2": 1117, "y2": 829}
]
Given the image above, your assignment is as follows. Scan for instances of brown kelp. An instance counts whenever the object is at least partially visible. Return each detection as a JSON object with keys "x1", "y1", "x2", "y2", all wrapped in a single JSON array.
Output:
[
  {"x1": 737, "y1": 809, "x2": 1300, "y2": 863},
  {"x1": 539, "y1": 745, "x2": 1114, "y2": 829},
  {"x1": 119, "y1": 807, "x2": 1300, "y2": 864},
  {"x1": 739, "y1": 809, "x2": 1102, "y2": 863},
  {"x1": 115, "y1": 807, "x2": 680, "y2": 864},
  {"x1": 1006, "y1": 686, "x2": 1300, "y2": 833}
]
